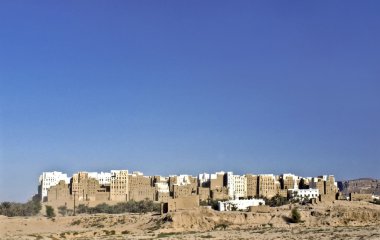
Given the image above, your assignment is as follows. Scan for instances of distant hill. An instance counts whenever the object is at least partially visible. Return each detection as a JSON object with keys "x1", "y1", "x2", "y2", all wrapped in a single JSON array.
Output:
[{"x1": 338, "y1": 178, "x2": 380, "y2": 196}]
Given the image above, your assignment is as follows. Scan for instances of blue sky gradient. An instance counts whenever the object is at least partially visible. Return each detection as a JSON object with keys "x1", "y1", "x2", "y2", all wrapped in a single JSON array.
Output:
[{"x1": 1, "y1": 1, "x2": 379, "y2": 201}]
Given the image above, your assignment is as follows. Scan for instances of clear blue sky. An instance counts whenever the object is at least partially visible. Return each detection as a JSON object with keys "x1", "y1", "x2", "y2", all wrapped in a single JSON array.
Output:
[{"x1": 1, "y1": 1, "x2": 379, "y2": 201}]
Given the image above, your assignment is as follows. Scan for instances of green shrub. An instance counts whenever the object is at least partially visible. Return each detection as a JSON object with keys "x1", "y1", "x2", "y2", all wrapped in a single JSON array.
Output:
[
  {"x1": 157, "y1": 232, "x2": 179, "y2": 238},
  {"x1": 0, "y1": 196, "x2": 42, "y2": 217},
  {"x1": 74, "y1": 199, "x2": 160, "y2": 214},
  {"x1": 102, "y1": 230, "x2": 116, "y2": 235},
  {"x1": 76, "y1": 204, "x2": 89, "y2": 214},
  {"x1": 58, "y1": 205, "x2": 68, "y2": 216},
  {"x1": 45, "y1": 205, "x2": 56, "y2": 218},
  {"x1": 266, "y1": 194, "x2": 289, "y2": 207},
  {"x1": 214, "y1": 221, "x2": 229, "y2": 230},
  {"x1": 71, "y1": 219, "x2": 81, "y2": 225},
  {"x1": 290, "y1": 207, "x2": 301, "y2": 223}
]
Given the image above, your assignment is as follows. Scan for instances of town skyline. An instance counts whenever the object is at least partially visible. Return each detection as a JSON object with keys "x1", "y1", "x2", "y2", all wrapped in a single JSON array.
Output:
[
  {"x1": 3, "y1": 165, "x2": 377, "y2": 203},
  {"x1": 37, "y1": 169, "x2": 339, "y2": 214}
]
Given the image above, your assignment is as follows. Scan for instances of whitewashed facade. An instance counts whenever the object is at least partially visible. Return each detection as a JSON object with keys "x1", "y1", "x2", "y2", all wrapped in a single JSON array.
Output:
[
  {"x1": 226, "y1": 172, "x2": 247, "y2": 199},
  {"x1": 88, "y1": 172, "x2": 112, "y2": 185},
  {"x1": 155, "y1": 182, "x2": 170, "y2": 193},
  {"x1": 198, "y1": 173, "x2": 210, "y2": 187},
  {"x1": 289, "y1": 188, "x2": 320, "y2": 200},
  {"x1": 218, "y1": 198, "x2": 265, "y2": 211},
  {"x1": 39, "y1": 171, "x2": 70, "y2": 201}
]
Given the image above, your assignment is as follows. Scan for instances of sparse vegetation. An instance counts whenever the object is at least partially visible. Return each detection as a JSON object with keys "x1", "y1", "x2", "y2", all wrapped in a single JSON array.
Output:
[
  {"x1": 45, "y1": 205, "x2": 56, "y2": 218},
  {"x1": 71, "y1": 219, "x2": 81, "y2": 225},
  {"x1": 290, "y1": 207, "x2": 301, "y2": 223},
  {"x1": 268, "y1": 194, "x2": 289, "y2": 207},
  {"x1": 28, "y1": 234, "x2": 43, "y2": 240},
  {"x1": 58, "y1": 205, "x2": 68, "y2": 216},
  {"x1": 102, "y1": 229, "x2": 115, "y2": 235},
  {"x1": 0, "y1": 195, "x2": 41, "y2": 217},
  {"x1": 214, "y1": 222, "x2": 229, "y2": 230},
  {"x1": 157, "y1": 232, "x2": 180, "y2": 238},
  {"x1": 200, "y1": 234, "x2": 214, "y2": 238},
  {"x1": 76, "y1": 199, "x2": 160, "y2": 214}
]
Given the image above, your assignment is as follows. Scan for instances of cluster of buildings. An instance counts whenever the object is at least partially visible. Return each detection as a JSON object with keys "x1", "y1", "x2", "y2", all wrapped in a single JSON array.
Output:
[{"x1": 38, "y1": 170, "x2": 339, "y2": 212}]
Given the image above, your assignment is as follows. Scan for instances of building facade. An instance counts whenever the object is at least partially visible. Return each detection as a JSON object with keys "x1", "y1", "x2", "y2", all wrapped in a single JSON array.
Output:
[
  {"x1": 110, "y1": 170, "x2": 129, "y2": 201},
  {"x1": 39, "y1": 171, "x2": 70, "y2": 202},
  {"x1": 226, "y1": 172, "x2": 247, "y2": 199}
]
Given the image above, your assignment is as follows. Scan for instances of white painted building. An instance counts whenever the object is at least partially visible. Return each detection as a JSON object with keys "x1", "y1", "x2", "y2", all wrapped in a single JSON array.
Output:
[
  {"x1": 282, "y1": 173, "x2": 299, "y2": 179},
  {"x1": 218, "y1": 198, "x2": 265, "y2": 211},
  {"x1": 210, "y1": 171, "x2": 225, "y2": 179},
  {"x1": 155, "y1": 182, "x2": 170, "y2": 193},
  {"x1": 170, "y1": 174, "x2": 195, "y2": 186},
  {"x1": 226, "y1": 172, "x2": 247, "y2": 199},
  {"x1": 39, "y1": 171, "x2": 70, "y2": 201},
  {"x1": 88, "y1": 172, "x2": 112, "y2": 185},
  {"x1": 288, "y1": 188, "x2": 320, "y2": 200},
  {"x1": 198, "y1": 173, "x2": 210, "y2": 187},
  {"x1": 131, "y1": 171, "x2": 144, "y2": 176}
]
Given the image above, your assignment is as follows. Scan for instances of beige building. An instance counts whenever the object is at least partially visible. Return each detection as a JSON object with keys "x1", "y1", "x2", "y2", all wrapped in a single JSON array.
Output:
[
  {"x1": 246, "y1": 174, "x2": 258, "y2": 198},
  {"x1": 198, "y1": 187, "x2": 210, "y2": 201},
  {"x1": 165, "y1": 195, "x2": 200, "y2": 213},
  {"x1": 71, "y1": 172, "x2": 100, "y2": 201},
  {"x1": 210, "y1": 187, "x2": 229, "y2": 200},
  {"x1": 110, "y1": 170, "x2": 129, "y2": 201},
  {"x1": 280, "y1": 174, "x2": 299, "y2": 190},
  {"x1": 169, "y1": 174, "x2": 198, "y2": 198},
  {"x1": 47, "y1": 180, "x2": 71, "y2": 203},
  {"x1": 210, "y1": 172, "x2": 225, "y2": 190},
  {"x1": 173, "y1": 184, "x2": 197, "y2": 198},
  {"x1": 258, "y1": 174, "x2": 277, "y2": 198},
  {"x1": 156, "y1": 191, "x2": 170, "y2": 203},
  {"x1": 310, "y1": 175, "x2": 338, "y2": 195},
  {"x1": 128, "y1": 172, "x2": 155, "y2": 201}
]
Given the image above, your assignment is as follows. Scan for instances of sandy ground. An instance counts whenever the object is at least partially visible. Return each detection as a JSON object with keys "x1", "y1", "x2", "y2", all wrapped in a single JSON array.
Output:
[{"x1": 0, "y1": 201, "x2": 379, "y2": 239}]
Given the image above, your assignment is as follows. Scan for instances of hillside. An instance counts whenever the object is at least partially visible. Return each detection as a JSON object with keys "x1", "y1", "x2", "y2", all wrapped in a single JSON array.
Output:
[
  {"x1": 338, "y1": 178, "x2": 380, "y2": 196},
  {"x1": 1, "y1": 201, "x2": 379, "y2": 239}
]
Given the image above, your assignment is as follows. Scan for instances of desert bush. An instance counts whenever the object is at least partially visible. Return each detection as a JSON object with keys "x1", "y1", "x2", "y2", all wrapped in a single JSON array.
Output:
[
  {"x1": 0, "y1": 196, "x2": 42, "y2": 217},
  {"x1": 71, "y1": 219, "x2": 81, "y2": 225},
  {"x1": 76, "y1": 204, "x2": 89, "y2": 214},
  {"x1": 103, "y1": 229, "x2": 115, "y2": 235},
  {"x1": 157, "y1": 232, "x2": 179, "y2": 238},
  {"x1": 90, "y1": 203, "x2": 113, "y2": 214},
  {"x1": 45, "y1": 205, "x2": 55, "y2": 218},
  {"x1": 121, "y1": 230, "x2": 130, "y2": 234},
  {"x1": 214, "y1": 222, "x2": 229, "y2": 230},
  {"x1": 290, "y1": 207, "x2": 301, "y2": 223},
  {"x1": 267, "y1": 194, "x2": 289, "y2": 207},
  {"x1": 74, "y1": 199, "x2": 160, "y2": 215},
  {"x1": 58, "y1": 205, "x2": 68, "y2": 216}
]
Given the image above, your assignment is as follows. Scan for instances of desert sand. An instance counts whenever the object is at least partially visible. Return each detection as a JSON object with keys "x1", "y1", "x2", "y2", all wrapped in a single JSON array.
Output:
[{"x1": 1, "y1": 200, "x2": 379, "y2": 239}]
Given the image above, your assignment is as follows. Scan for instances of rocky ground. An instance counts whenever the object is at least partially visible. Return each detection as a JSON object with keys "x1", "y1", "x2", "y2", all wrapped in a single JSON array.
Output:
[{"x1": 0, "y1": 200, "x2": 379, "y2": 239}]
